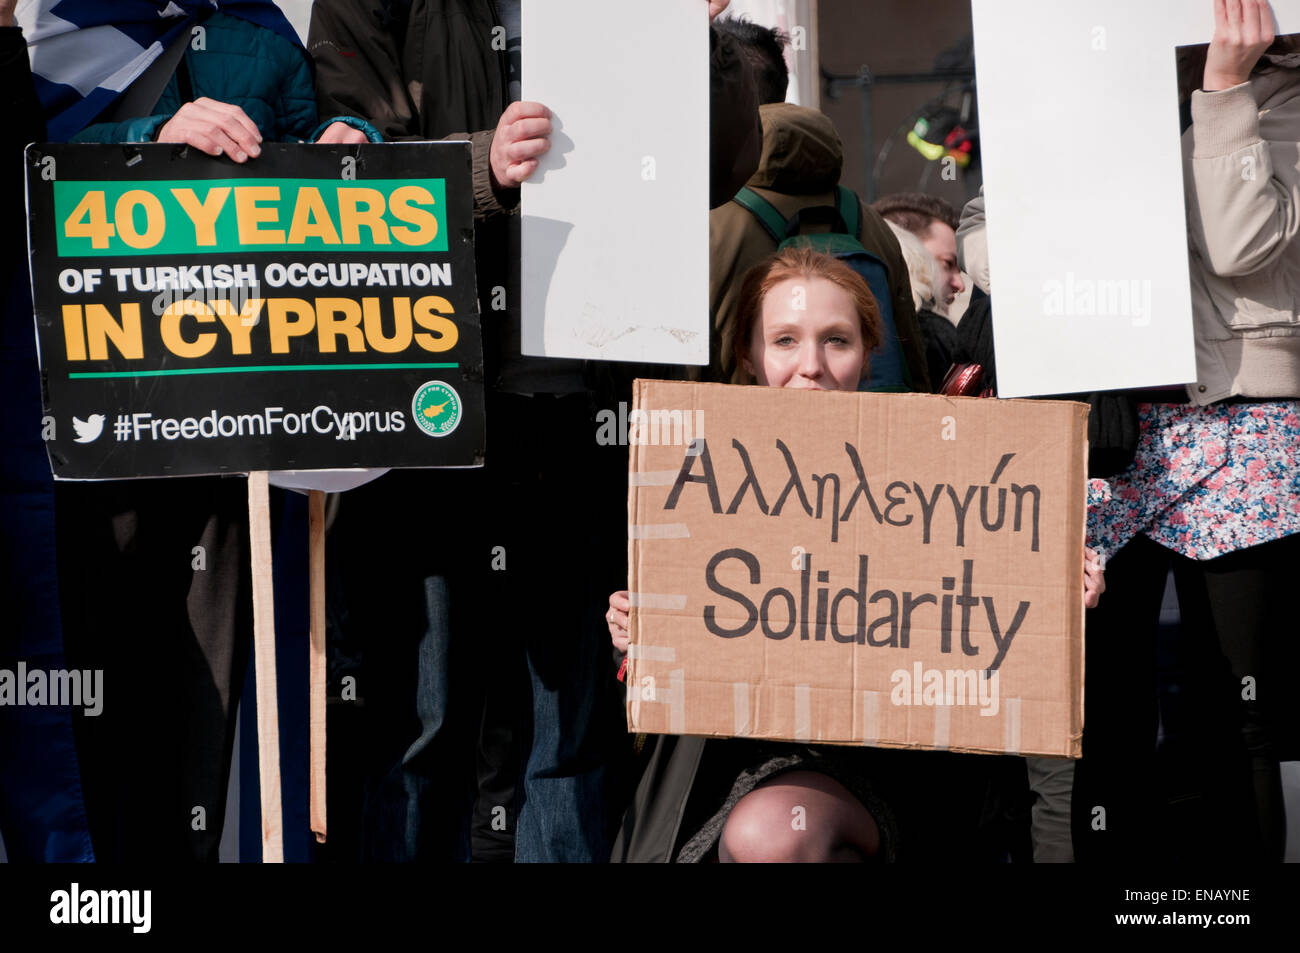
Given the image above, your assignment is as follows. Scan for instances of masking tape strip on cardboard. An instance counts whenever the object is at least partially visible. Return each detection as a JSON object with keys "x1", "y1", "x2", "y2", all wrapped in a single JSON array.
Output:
[
  {"x1": 628, "y1": 668, "x2": 686, "y2": 733},
  {"x1": 732, "y1": 682, "x2": 750, "y2": 737},
  {"x1": 629, "y1": 470, "x2": 682, "y2": 487},
  {"x1": 794, "y1": 684, "x2": 811, "y2": 742},
  {"x1": 628, "y1": 591, "x2": 688, "y2": 610},
  {"x1": 860, "y1": 690, "x2": 881, "y2": 747},
  {"x1": 933, "y1": 703, "x2": 951, "y2": 751},
  {"x1": 628, "y1": 523, "x2": 691, "y2": 540},
  {"x1": 1003, "y1": 696, "x2": 1022, "y2": 755},
  {"x1": 669, "y1": 669, "x2": 685, "y2": 734},
  {"x1": 627, "y1": 644, "x2": 676, "y2": 662}
]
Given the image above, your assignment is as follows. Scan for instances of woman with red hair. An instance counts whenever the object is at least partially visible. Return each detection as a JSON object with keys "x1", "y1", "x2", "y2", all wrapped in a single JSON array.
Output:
[{"x1": 607, "y1": 247, "x2": 1104, "y2": 862}]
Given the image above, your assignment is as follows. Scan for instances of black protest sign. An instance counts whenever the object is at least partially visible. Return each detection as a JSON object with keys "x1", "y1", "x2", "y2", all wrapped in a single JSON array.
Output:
[{"x1": 25, "y1": 142, "x2": 483, "y2": 479}]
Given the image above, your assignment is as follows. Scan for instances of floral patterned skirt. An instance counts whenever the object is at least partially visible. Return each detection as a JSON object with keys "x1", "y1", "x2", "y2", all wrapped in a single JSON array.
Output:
[{"x1": 1087, "y1": 401, "x2": 1300, "y2": 562}]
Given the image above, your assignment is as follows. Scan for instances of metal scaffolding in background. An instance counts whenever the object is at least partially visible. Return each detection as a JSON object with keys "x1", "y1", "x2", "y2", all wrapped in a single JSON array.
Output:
[{"x1": 821, "y1": 64, "x2": 976, "y2": 202}]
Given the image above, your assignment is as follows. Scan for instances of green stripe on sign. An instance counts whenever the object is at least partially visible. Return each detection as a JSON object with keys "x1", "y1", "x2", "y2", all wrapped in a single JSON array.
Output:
[
  {"x1": 68, "y1": 362, "x2": 459, "y2": 379},
  {"x1": 52, "y1": 178, "x2": 448, "y2": 257}
]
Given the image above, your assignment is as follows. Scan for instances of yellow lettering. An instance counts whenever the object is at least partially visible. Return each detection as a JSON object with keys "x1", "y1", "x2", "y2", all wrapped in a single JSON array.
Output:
[
  {"x1": 235, "y1": 186, "x2": 285, "y2": 245},
  {"x1": 413, "y1": 295, "x2": 458, "y2": 352},
  {"x1": 114, "y1": 190, "x2": 166, "y2": 249},
  {"x1": 63, "y1": 190, "x2": 115, "y2": 248},
  {"x1": 337, "y1": 187, "x2": 390, "y2": 245},
  {"x1": 315, "y1": 297, "x2": 366, "y2": 353},
  {"x1": 62, "y1": 304, "x2": 87, "y2": 360},
  {"x1": 85, "y1": 302, "x2": 143, "y2": 360},
  {"x1": 389, "y1": 186, "x2": 438, "y2": 246},
  {"x1": 171, "y1": 186, "x2": 231, "y2": 246},
  {"x1": 287, "y1": 187, "x2": 341, "y2": 245},
  {"x1": 267, "y1": 298, "x2": 315, "y2": 353},
  {"x1": 361, "y1": 297, "x2": 412, "y2": 353},
  {"x1": 210, "y1": 298, "x2": 264, "y2": 355},
  {"x1": 160, "y1": 299, "x2": 217, "y2": 358}
]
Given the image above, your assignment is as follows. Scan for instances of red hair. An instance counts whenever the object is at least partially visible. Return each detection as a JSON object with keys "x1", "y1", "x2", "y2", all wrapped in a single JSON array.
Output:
[{"x1": 731, "y1": 246, "x2": 884, "y2": 381}]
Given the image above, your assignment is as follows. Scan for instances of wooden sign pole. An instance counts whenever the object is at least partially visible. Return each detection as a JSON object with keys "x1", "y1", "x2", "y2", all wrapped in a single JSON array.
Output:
[
  {"x1": 308, "y1": 489, "x2": 328, "y2": 844},
  {"x1": 247, "y1": 470, "x2": 284, "y2": 863}
]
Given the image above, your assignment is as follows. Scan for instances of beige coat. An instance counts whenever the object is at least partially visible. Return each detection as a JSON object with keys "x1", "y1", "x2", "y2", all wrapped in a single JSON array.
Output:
[
  {"x1": 1183, "y1": 68, "x2": 1300, "y2": 405},
  {"x1": 956, "y1": 187, "x2": 989, "y2": 295}
]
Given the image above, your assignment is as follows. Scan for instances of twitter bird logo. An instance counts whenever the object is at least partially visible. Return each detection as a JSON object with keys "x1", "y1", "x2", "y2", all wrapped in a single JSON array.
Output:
[{"x1": 72, "y1": 414, "x2": 105, "y2": 443}]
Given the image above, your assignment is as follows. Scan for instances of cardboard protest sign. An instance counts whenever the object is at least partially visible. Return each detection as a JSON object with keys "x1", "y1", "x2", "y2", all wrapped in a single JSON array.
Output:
[
  {"x1": 969, "y1": 0, "x2": 1300, "y2": 398},
  {"x1": 25, "y1": 142, "x2": 483, "y2": 479},
  {"x1": 626, "y1": 380, "x2": 1088, "y2": 758}
]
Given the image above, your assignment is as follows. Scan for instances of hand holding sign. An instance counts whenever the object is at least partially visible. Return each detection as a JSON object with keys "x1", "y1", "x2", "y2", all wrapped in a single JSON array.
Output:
[
  {"x1": 607, "y1": 589, "x2": 631, "y2": 653},
  {"x1": 1083, "y1": 547, "x2": 1105, "y2": 609},
  {"x1": 1204, "y1": 0, "x2": 1276, "y2": 91},
  {"x1": 489, "y1": 101, "x2": 554, "y2": 190},
  {"x1": 316, "y1": 122, "x2": 370, "y2": 146},
  {"x1": 157, "y1": 98, "x2": 263, "y2": 162}
]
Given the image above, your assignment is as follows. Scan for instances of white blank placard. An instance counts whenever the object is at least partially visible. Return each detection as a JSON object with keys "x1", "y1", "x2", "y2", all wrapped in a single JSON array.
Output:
[
  {"x1": 971, "y1": 0, "x2": 1300, "y2": 397},
  {"x1": 521, "y1": 0, "x2": 710, "y2": 365}
]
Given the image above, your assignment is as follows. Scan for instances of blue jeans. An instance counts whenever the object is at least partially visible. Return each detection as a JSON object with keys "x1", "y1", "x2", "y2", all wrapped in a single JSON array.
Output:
[
  {"x1": 491, "y1": 393, "x2": 624, "y2": 862},
  {"x1": 328, "y1": 393, "x2": 625, "y2": 862},
  {"x1": 510, "y1": 509, "x2": 618, "y2": 862},
  {"x1": 330, "y1": 478, "x2": 481, "y2": 862}
]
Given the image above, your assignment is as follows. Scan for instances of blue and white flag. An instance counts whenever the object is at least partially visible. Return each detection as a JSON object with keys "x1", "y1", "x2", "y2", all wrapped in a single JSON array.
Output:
[{"x1": 17, "y1": 0, "x2": 302, "y2": 141}]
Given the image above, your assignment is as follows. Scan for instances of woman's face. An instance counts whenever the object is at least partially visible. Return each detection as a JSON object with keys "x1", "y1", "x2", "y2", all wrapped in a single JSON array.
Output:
[{"x1": 743, "y1": 276, "x2": 868, "y2": 392}]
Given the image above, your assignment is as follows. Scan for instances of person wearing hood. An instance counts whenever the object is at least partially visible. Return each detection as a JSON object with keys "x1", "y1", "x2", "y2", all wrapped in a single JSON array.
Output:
[{"x1": 706, "y1": 22, "x2": 928, "y2": 391}]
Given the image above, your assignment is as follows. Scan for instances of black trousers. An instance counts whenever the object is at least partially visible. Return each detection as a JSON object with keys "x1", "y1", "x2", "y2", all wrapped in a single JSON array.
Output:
[
  {"x1": 1072, "y1": 532, "x2": 1295, "y2": 862},
  {"x1": 55, "y1": 476, "x2": 252, "y2": 863}
]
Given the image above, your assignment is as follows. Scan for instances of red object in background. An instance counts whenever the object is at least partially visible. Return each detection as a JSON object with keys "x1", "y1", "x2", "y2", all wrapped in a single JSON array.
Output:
[{"x1": 939, "y1": 362, "x2": 985, "y2": 396}]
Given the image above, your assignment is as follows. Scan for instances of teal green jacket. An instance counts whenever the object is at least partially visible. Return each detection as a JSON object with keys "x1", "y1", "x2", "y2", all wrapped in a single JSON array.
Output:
[{"x1": 71, "y1": 12, "x2": 372, "y2": 145}]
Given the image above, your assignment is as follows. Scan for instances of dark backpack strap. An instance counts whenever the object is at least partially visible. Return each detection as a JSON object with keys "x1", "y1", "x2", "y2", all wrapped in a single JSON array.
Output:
[
  {"x1": 732, "y1": 187, "x2": 789, "y2": 244},
  {"x1": 783, "y1": 204, "x2": 849, "y2": 238},
  {"x1": 175, "y1": 51, "x2": 194, "y2": 107},
  {"x1": 837, "y1": 186, "x2": 861, "y2": 240}
]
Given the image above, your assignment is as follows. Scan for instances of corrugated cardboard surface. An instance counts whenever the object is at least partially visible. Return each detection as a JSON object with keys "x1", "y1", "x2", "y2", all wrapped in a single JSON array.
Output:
[{"x1": 626, "y1": 380, "x2": 1088, "y2": 758}]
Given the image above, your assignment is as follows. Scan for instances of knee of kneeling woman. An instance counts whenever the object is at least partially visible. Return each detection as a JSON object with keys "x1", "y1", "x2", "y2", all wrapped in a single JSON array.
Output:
[{"x1": 719, "y1": 771, "x2": 880, "y2": 863}]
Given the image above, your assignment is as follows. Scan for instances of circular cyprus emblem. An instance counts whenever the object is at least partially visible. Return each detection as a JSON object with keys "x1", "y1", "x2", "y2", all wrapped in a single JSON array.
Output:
[{"x1": 411, "y1": 380, "x2": 462, "y2": 437}]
